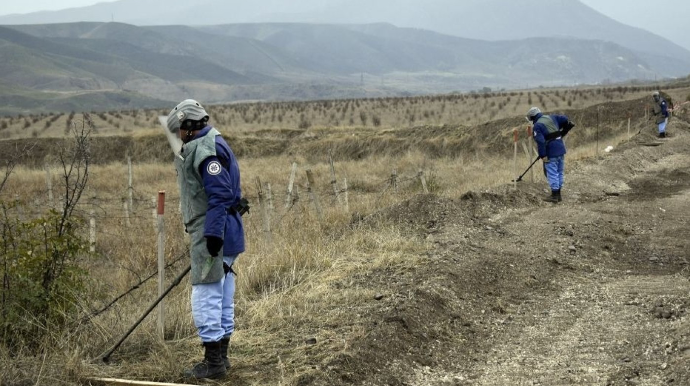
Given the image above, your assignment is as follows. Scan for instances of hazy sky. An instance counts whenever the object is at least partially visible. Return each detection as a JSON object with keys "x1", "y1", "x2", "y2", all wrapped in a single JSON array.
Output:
[
  {"x1": 1, "y1": 0, "x2": 116, "y2": 15},
  {"x1": 1, "y1": 0, "x2": 688, "y2": 50}
]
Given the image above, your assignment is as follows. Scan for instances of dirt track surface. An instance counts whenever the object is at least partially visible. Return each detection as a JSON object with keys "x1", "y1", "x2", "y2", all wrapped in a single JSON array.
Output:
[{"x1": 312, "y1": 117, "x2": 690, "y2": 386}]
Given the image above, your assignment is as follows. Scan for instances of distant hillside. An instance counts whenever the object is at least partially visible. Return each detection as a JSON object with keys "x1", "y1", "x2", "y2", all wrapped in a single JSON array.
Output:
[
  {"x1": 1, "y1": 0, "x2": 688, "y2": 77},
  {"x1": 0, "y1": 21, "x2": 676, "y2": 115}
]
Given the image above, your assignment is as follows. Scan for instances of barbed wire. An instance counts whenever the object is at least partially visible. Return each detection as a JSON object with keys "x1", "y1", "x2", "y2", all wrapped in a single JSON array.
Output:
[{"x1": 77, "y1": 250, "x2": 189, "y2": 325}]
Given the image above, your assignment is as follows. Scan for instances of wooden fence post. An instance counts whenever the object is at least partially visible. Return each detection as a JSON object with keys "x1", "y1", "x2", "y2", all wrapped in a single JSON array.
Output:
[
  {"x1": 127, "y1": 155, "x2": 133, "y2": 212},
  {"x1": 527, "y1": 125, "x2": 534, "y2": 182},
  {"x1": 256, "y1": 177, "x2": 272, "y2": 243},
  {"x1": 342, "y1": 178, "x2": 349, "y2": 213},
  {"x1": 14, "y1": 195, "x2": 24, "y2": 222},
  {"x1": 513, "y1": 128, "x2": 518, "y2": 190},
  {"x1": 266, "y1": 183, "x2": 274, "y2": 212},
  {"x1": 628, "y1": 116, "x2": 631, "y2": 139},
  {"x1": 391, "y1": 169, "x2": 398, "y2": 194},
  {"x1": 597, "y1": 107, "x2": 600, "y2": 158},
  {"x1": 89, "y1": 209, "x2": 96, "y2": 253},
  {"x1": 44, "y1": 164, "x2": 54, "y2": 209},
  {"x1": 285, "y1": 162, "x2": 297, "y2": 209},
  {"x1": 123, "y1": 200, "x2": 131, "y2": 227},
  {"x1": 89, "y1": 190, "x2": 96, "y2": 253},
  {"x1": 329, "y1": 149, "x2": 341, "y2": 206},
  {"x1": 305, "y1": 170, "x2": 323, "y2": 221},
  {"x1": 156, "y1": 191, "x2": 166, "y2": 340},
  {"x1": 521, "y1": 141, "x2": 530, "y2": 167},
  {"x1": 419, "y1": 169, "x2": 429, "y2": 194}
]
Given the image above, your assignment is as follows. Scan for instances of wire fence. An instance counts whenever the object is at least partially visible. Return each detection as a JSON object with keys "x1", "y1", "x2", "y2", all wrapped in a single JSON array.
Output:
[{"x1": 0, "y1": 110, "x2": 645, "y2": 329}]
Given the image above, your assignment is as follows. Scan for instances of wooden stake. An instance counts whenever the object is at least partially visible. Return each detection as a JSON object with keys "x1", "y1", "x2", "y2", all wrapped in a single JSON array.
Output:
[
  {"x1": 391, "y1": 169, "x2": 398, "y2": 193},
  {"x1": 285, "y1": 162, "x2": 297, "y2": 209},
  {"x1": 305, "y1": 170, "x2": 323, "y2": 221},
  {"x1": 14, "y1": 195, "x2": 24, "y2": 222},
  {"x1": 329, "y1": 149, "x2": 341, "y2": 205},
  {"x1": 127, "y1": 155, "x2": 133, "y2": 211},
  {"x1": 255, "y1": 177, "x2": 272, "y2": 243},
  {"x1": 156, "y1": 191, "x2": 166, "y2": 339},
  {"x1": 513, "y1": 128, "x2": 518, "y2": 190},
  {"x1": 266, "y1": 183, "x2": 274, "y2": 212},
  {"x1": 342, "y1": 178, "x2": 349, "y2": 213},
  {"x1": 88, "y1": 377, "x2": 197, "y2": 386},
  {"x1": 527, "y1": 125, "x2": 534, "y2": 182},
  {"x1": 628, "y1": 117, "x2": 631, "y2": 139},
  {"x1": 521, "y1": 141, "x2": 530, "y2": 166},
  {"x1": 419, "y1": 169, "x2": 429, "y2": 194},
  {"x1": 45, "y1": 164, "x2": 54, "y2": 209},
  {"x1": 89, "y1": 209, "x2": 96, "y2": 253},
  {"x1": 123, "y1": 200, "x2": 131, "y2": 228}
]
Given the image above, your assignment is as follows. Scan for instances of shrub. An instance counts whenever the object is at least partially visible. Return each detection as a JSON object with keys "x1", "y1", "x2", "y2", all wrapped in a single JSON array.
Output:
[
  {"x1": 0, "y1": 119, "x2": 92, "y2": 350},
  {"x1": 0, "y1": 208, "x2": 89, "y2": 349}
]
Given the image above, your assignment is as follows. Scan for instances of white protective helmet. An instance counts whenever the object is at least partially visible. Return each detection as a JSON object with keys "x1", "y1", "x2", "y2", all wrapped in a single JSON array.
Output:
[
  {"x1": 166, "y1": 99, "x2": 209, "y2": 133},
  {"x1": 652, "y1": 91, "x2": 660, "y2": 101},
  {"x1": 526, "y1": 106, "x2": 541, "y2": 122}
]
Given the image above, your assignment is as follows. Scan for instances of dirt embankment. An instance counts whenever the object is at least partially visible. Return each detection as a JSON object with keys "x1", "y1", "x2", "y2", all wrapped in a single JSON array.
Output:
[{"x1": 302, "y1": 111, "x2": 690, "y2": 385}]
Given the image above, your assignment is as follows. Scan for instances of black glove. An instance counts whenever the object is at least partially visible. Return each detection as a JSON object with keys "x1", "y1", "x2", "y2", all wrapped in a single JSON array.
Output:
[{"x1": 206, "y1": 236, "x2": 223, "y2": 257}]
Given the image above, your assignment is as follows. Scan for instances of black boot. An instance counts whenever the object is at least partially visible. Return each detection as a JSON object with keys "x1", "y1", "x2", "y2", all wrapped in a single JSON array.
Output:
[
  {"x1": 556, "y1": 189, "x2": 562, "y2": 202},
  {"x1": 184, "y1": 341, "x2": 227, "y2": 380},
  {"x1": 220, "y1": 337, "x2": 231, "y2": 370},
  {"x1": 544, "y1": 190, "x2": 560, "y2": 203},
  {"x1": 659, "y1": 132, "x2": 666, "y2": 138}
]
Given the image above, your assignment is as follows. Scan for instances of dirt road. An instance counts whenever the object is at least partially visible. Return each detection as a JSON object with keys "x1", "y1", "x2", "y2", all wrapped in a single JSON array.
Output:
[{"x1": 317, "y1": 117, "x2": 690, "y2": 385}]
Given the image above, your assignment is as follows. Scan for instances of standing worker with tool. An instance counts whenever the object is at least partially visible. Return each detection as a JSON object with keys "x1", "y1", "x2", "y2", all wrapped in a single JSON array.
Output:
[
  {"x1": 652, "y1": 91, "x2": 670, "y2": 138},
  {"x1": 166, "y1": 99, "x2": 246, "y2": 379},
  {"x1": 526, "y1": 107, "x2": 575, "y2": 203}
]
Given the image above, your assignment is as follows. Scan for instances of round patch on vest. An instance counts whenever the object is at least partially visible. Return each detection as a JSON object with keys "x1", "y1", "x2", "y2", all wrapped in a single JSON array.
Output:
[{"x1": 207, "y1": 161, "x2": 222, "y2": 176}]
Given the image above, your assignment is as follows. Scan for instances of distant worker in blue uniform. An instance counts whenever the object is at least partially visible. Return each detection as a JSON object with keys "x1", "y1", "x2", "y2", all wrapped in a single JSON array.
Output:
[
  {"x1": 652, "y1": 91, "x2": 669, "y2": 138},
  {"x1": 526, "y1": 107, "x2": 575, "y2": 203},
  {"x1": 166, "y1": 99, "x2": 246, "y2": 379}
]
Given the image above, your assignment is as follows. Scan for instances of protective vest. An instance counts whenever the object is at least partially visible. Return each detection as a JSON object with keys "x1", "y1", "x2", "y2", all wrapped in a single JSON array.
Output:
[
  {"x1": 175, "y1": 128, "x2": 225, "y2": 284},
  {"x1": 537, "y1": 115, "x2": 561, "y2": 141},
  {"x1": 653, "y1": 99, "x2": 667, "y2": 124}
]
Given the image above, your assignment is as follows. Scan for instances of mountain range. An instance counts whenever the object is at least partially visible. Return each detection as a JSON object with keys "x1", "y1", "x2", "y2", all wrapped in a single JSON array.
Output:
[
  {"x1": 0, "y1": 0, "x2": 689, "y2": 115},
  {"x1": 1, "y1": 0, "x2": 688, "y2": 65}
]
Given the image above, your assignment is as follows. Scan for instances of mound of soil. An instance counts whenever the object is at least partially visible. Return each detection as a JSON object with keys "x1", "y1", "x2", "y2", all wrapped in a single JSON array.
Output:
[{"x1": 304, "y1": 114, "x2": 690, "y2": 385}]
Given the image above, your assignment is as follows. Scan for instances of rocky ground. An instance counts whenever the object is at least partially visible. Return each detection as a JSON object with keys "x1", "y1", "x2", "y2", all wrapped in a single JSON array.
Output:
[{"x1": 307, "y1": 113, "x2": 690, "y2": 385}]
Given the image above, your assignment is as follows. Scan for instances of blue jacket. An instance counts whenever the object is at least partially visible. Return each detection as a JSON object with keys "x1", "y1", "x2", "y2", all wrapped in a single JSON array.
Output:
[
  {"x1": 531, "y1": 113, "x2": 568, "y2": 159},
  {"x1": 194, "y1": 126, "x2": 245, "y2": 256},
  {"x1": 659, "y1": 98, "x2": 669, "y2": 118}
]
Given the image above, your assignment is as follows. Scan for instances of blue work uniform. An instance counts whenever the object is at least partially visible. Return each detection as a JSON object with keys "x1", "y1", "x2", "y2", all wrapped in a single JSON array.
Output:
[
  {"x1": 532, "y1": 113, "x2": 569, "y2": 192},
  {"x1": 176, "y1": 125, "x2": 245, "y2": 343}
]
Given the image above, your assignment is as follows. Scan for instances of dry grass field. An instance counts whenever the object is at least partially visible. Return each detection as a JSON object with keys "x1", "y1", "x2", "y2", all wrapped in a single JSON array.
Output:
[{"x1": 1, "y1": 81, "x2": 690, "y2": 385}]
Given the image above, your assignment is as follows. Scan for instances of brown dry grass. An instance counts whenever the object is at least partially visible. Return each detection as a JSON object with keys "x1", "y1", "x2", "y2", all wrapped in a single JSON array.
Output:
[{"x1": 1, "y1": 83, "x2": 687, "y2": 385}]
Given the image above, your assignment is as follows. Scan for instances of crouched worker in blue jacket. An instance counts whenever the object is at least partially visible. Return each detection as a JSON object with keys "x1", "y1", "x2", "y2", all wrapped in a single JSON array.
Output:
[
  {"x1": 527, "y1": 107, "x2": 575, "y2": 203},
  {"x1": 167, "y1": 99, "x2": 245, "y2": 379}
]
